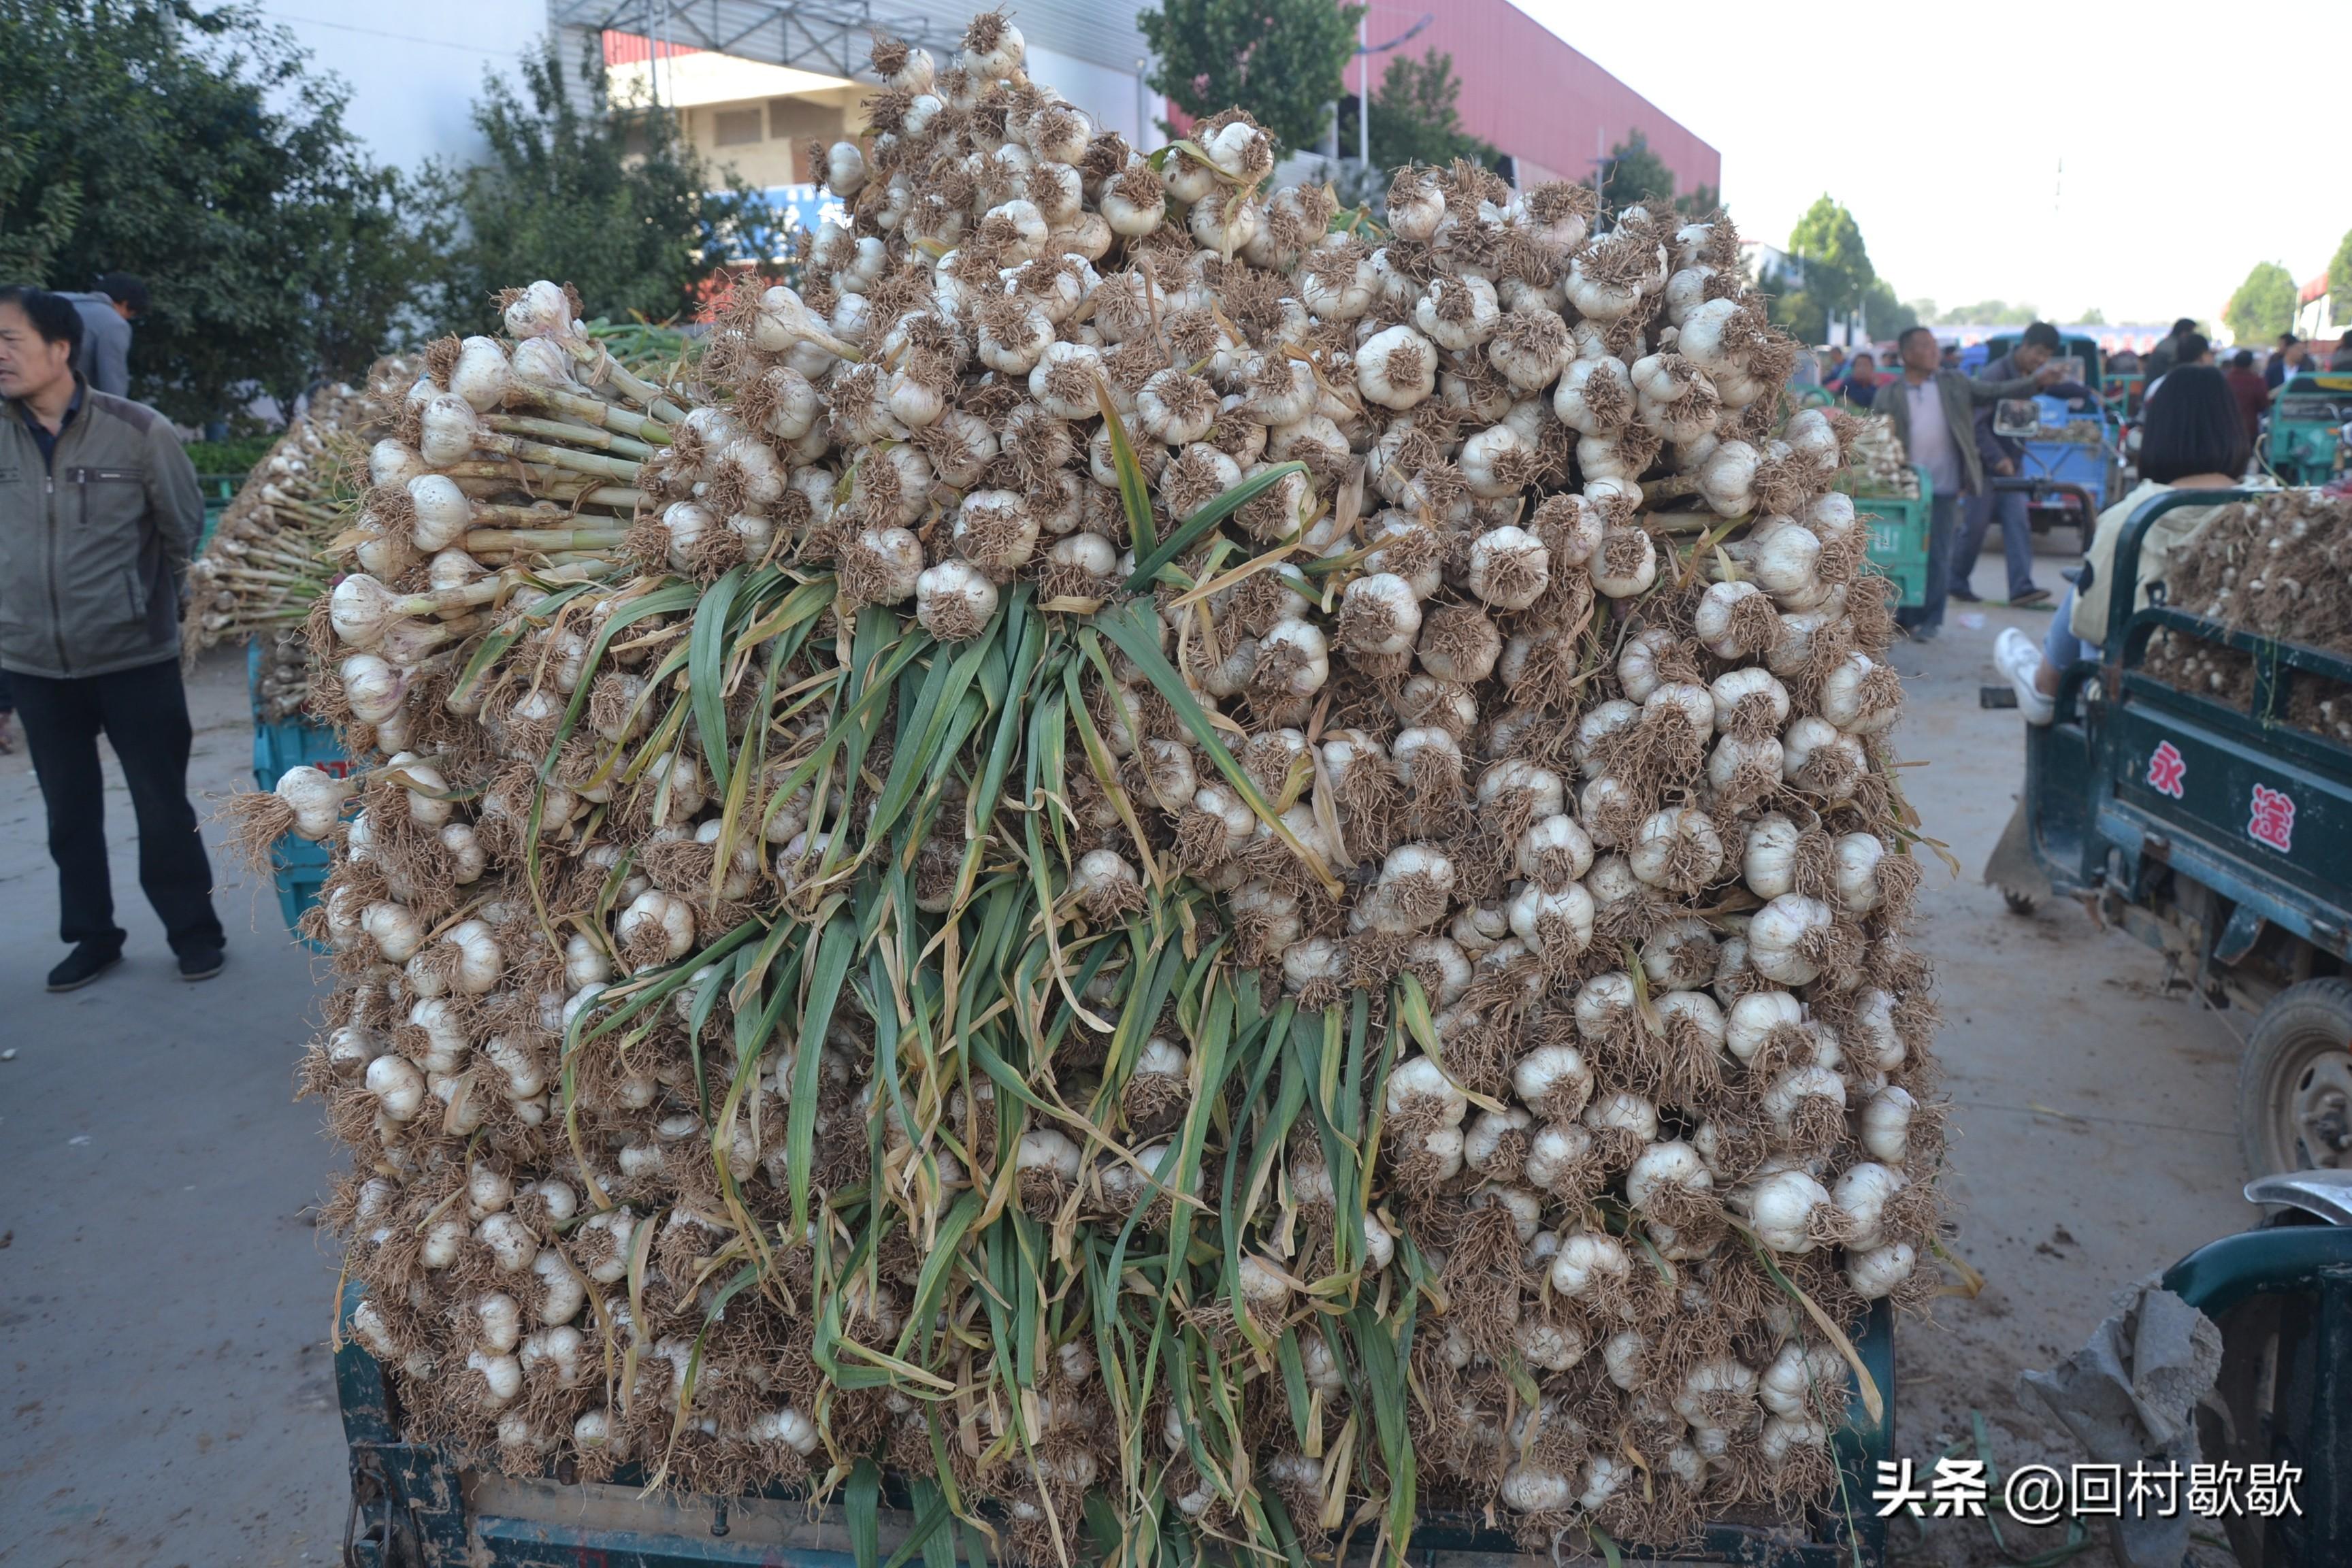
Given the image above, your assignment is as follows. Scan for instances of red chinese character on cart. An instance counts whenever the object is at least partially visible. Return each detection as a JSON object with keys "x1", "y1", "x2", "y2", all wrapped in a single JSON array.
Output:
[
  {"x1": 2146, "y1": 740, "x2": 2187, "y2": 798},
  {"x1": 2247, "y1": 784, "x2": 2296, "y2": 853}
]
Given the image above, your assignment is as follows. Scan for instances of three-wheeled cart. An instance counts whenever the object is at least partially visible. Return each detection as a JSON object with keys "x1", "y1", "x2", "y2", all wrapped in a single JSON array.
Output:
[
  {"x1": 1991, "y1": 488, "x2": 2352, "y2": 1176},
  {"x1": 2266, "y1": 372, "x2": 2350, "y2": 487},
  {"x1": 330, "y1": 1277, "x2": 1898, "y2": 1567}
]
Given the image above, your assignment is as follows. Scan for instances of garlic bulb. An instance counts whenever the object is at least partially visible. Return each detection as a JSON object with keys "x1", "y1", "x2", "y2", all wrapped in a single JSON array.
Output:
[
  {"x1": 1466, "y1": 525, "x2": 1550, "y2": 610},
  {"x1": 1846, "y1": 1239, "x2": 1917, "y2": 1299},
  {"x1": 1746, "y1": 894, "x2": 1835, "y2": 985},
  {"x1": 1629, "y1": 805, "x2": 1724, "y2": 895},
  {"x1": 1741, "y1": 1168, "x2": 1833, "y2": 1254},
  {"x1": 1357, "y1": 325, "x2": 1438, "y2": 410}
]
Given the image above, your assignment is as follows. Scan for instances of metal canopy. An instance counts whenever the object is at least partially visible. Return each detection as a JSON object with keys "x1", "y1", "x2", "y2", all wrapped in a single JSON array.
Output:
[{"x1": 549, "y1": 0, "x2": 953, "y2": 82}]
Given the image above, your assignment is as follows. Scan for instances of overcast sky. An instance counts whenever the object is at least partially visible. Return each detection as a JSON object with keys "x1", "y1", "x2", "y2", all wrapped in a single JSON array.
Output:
[{"x1": 1519, "y1": 0, "x2": 2345, "y2": 329}]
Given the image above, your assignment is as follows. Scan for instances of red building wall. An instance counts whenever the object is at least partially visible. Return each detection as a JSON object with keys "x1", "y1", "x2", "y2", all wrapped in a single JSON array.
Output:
[{"x1": 1354, "y1": 0, "x2": 1717, "y2": 193}]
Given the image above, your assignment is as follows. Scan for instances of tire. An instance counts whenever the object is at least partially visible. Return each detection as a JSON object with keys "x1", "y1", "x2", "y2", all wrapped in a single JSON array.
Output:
[
  {"x1": 2236, "y1": 977, "x2": 2352, "y2": 1178},
  {"x1": 2001, "y1": 887, "x2": 2038, "y2": 916}
]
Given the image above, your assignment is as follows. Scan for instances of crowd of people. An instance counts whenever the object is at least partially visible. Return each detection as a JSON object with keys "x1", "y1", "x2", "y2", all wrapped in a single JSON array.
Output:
[{"x1": 1803, "y1": 310, "x2": 2351, "y2": 628}]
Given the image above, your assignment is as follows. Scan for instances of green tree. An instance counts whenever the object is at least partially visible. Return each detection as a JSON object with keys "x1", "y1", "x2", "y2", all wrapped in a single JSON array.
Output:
[
  {"x1": 418, "y1": 42, "x2": 777, "y2": 336},
  {"x1": 1766, "y1": 195, "x2": 1876, "y2": 344},
  {"x1": 0, "y1": 0, "x2": 425, "y2": 422},
  {"x1": 1860, "y1": 279, "x2": 1916, "y2": 336},
  {"x1": 1332, "y1": 47, "x2": 1497, "y2": 172},
  {"x1": 2332, "y1": 229, "x2": 2352, "y2": 318},
  {"x1": 2077, "y1": 306, "x2": 2107, "y2": 325},
  {"x1": 1587, "y1": 132, "x2": 1718, "y2": 220},
  {"x1": 1676, "y1": 182, "x2": 1722, "y2": 221},
  {"x1": 1597, "y1": 133, "x2": 1676, "y2": 209},
  {"x1": 2223, "y1": 261, "x2": 2298, "y2": 344},
  {"x1": 1139, "y1": 0, "x2": 1365, "y2": 154}
]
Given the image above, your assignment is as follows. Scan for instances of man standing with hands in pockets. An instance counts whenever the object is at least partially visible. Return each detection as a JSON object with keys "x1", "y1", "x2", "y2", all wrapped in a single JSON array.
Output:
[{"x1": 0, "y1": 284, "x2": 225, "y2": 991}]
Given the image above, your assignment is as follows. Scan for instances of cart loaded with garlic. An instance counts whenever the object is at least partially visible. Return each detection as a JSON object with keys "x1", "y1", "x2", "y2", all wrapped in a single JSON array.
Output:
[{"x1": 237, "y1": 12, "x2": 1947, "y2": 1561}]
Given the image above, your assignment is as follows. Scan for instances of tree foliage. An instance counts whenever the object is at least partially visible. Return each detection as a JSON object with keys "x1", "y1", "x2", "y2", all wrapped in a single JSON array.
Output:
[
  {"x1": 2223, "y1": 261, "x2": 2298, "y2": 345},
  {"x1": 0, "y1": 0, "x2": 424, "y2": 421},
  {"x1": 1860, "y1": 280, "x2": 1916, "y2": 337},
  {"x1": 1593, "y1": 132, "x2": 1718, "y2": 220},
  {"x1": 1766, "y1": 195, "x2": 1878, "y2": 343},
  {"x1": 416, "y1": 42, "x2": 778, "y2": 338},
  {"x1": 1139, "y1": 0, "x2": 1365, "y2": 154},
  {"x1": 2332, "y1": 229, "x2": 2352, "y2": 321},
  {"x1": 1331, "y1": 48, "x2": 1497, "y2": 172}
]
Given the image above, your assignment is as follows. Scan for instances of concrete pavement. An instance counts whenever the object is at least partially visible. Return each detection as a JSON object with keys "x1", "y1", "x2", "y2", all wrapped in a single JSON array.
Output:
[{"x1": 0, "y1": 649, "x2": 346, "y2": 1568}]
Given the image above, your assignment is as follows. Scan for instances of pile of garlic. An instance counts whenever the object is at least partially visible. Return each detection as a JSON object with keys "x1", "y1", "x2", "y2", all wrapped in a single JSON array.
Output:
[
  {"x1": 183, "y1": 371, "x2": 406, "y2": 666},
  {"x1": 1842, "y1": 413, "x2": 1918, "y2": 498},
  {"x1": 247, "y1": 12, "x2": 1950, "y2": 1558},
  {"x1": 2157, "y1": 488, "x2": 2351, "y2": 656}
]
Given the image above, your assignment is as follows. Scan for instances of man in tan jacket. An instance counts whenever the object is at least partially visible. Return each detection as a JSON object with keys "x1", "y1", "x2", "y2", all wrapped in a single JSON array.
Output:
[
  {"x1": 0, "y1": 285, "x2": 223, "y2": 990},
  {"x1": 1873, "y1": 325, "x2": 2057, "y2": 638}
]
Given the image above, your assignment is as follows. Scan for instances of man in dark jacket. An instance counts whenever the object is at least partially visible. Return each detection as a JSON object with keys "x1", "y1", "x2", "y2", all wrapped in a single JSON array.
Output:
[
  {"x1": 1950, "y1": 321, "x2": 2095, "y2": 606},
  {"x1": 1873, "y1": 326, "x2": 2057, "y2": 638},
  {"x1": 2264, "y1": 333, "x2": 2306, "y2": 390},
  {"x1": 2141, "y1": 317, "x2": 2198, "y2": 385},
  {"x1": 0, "y1": 285, "x2": 224, "y2": 990}
]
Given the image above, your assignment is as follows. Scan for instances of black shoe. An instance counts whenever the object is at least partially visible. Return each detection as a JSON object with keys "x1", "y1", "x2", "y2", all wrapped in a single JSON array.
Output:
[
  {"x1": 178, "y1": 945, "x2": 227, "y2": 982},
  {"x1": 2010, "y1": 585, "x2": 2052, "y2": 606},
  {"x1": 47, "y1": 943, "x2": 123, "y2": 992},
  {"x1": 1949, "y1": 584, "x2": 1983, "y2": 602}
]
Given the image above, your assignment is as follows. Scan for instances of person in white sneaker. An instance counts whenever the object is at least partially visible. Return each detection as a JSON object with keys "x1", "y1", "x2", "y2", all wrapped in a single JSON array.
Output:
[{"x1": 1993, "y1": 366, "x2": 2252, "y2": 725}]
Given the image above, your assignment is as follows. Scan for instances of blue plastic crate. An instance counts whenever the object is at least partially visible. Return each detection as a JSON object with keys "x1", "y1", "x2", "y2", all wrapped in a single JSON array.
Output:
[
  {"x1": 252, "y1": 763, "x2": 333, "y2": 951},
  {"x1": 246, "y1": 640, "x2": 345, "y2": 949},
  {"x1": 247, "y1": 638, "x2": 353, "y2": 785}
]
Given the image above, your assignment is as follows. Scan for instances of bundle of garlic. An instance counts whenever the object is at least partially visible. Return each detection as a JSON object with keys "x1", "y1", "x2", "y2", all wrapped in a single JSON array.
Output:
[
  {"x1": 238, "y1": 14, "x2": 1949, "y2": 1562},
  {"x1": 1841, "y1": 414, "x2": 1916, "y2": 498},
  {"x1": 2155, "y1": 488, "x2": 2351, "y2": 657},
  {"x1": 182, "y1": 368, "x2": 405, "y2": 664}
]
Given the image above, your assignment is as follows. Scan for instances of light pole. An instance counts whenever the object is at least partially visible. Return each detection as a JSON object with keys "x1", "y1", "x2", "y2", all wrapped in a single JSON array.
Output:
[{"x1": 1352, "y1": 11, "x2": 1433, "y2": 170}]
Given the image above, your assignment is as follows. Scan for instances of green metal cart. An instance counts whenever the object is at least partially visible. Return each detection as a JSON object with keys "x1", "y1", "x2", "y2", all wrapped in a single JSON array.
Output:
[{"x1": 1994, "y1": 489, "x2": 2352, "y2": 1177}]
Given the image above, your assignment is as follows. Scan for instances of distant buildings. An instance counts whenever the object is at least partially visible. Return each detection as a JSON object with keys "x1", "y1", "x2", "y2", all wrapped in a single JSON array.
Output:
[{"x1": 270, "y1": 2, "x2": 1718, "y2": 235}]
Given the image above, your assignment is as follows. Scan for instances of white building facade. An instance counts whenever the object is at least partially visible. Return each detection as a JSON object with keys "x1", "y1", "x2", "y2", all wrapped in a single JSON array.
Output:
[{"x1": 274, "y1": 1, "x2": 1158, "y2": 187}]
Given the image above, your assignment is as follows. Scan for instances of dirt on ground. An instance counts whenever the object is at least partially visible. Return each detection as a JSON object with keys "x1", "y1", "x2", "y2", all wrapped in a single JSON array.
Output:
[{"x1": 1881, "y1": 561, "x2": 2256, "y2": 1568}]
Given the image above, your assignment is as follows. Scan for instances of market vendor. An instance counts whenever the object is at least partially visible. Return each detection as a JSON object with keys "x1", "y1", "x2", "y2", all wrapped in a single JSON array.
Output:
[
  {"x1": 1872, "y1": 325, "x2": 2061, "y2": 639},
  {"x1": 1952, "y1": 322, "x2": 2096, "y2": 608}
]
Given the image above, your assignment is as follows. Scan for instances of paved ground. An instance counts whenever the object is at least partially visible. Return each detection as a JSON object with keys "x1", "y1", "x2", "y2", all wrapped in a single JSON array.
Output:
[
  {"x1": 1884, "y1": 548, "x2": 2253, "y2": 1567},
  {"x1": 0, "y1": 650, "x2": 348, "y2": 1568},
  {"x1": 0, "y1": 536, "x2": 2263, "y2": 1565}
]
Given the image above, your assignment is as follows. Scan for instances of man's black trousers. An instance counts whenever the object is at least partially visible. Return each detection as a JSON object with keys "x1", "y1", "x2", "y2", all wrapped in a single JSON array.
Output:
[{"x1": 10, "y1": 657, "x2": 224, "y2": 955}]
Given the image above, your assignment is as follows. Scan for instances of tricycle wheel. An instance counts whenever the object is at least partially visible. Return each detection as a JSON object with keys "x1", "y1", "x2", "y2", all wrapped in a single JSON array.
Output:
[
  {"x1": 2237, "y1": 979, "x2": 2352, "y2": 1177},
  {"x1": 2000, "y1": 887, "x2": 2038, "y2": 916}
]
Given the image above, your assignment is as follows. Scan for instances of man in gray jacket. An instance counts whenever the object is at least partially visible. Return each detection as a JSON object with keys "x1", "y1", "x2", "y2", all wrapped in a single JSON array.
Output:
[
  {"x1": 58, "y1": 273, "x2": 146, "y2": 399},
  {"x1": 0, "y1": 285, "x2": 224, "y2": 990},
  {"x1": 1872, "y1": 325, "x2": 2058, "y2": 638}
]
